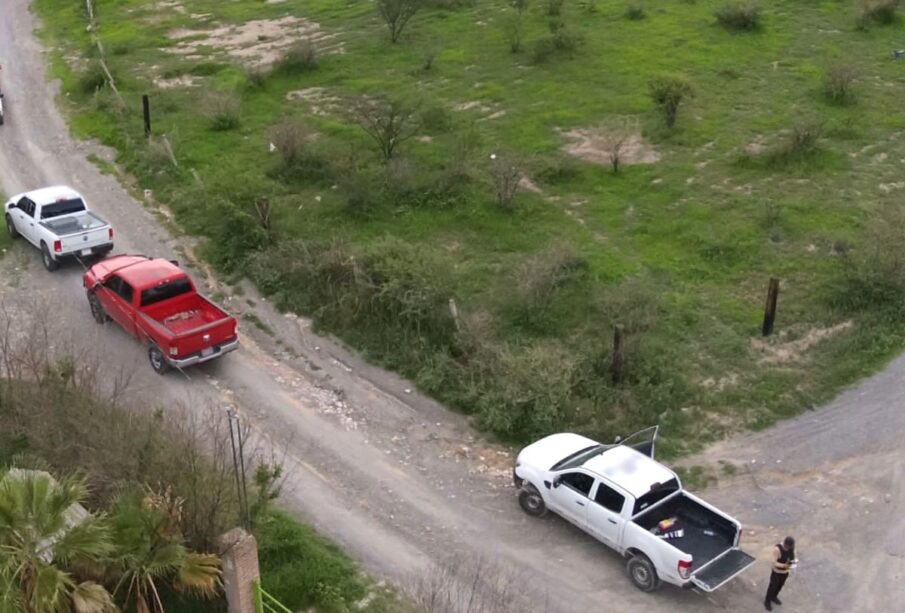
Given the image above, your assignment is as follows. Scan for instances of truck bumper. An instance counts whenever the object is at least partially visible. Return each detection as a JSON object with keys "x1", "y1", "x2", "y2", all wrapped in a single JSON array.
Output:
[
  {"x1": 63, "y1": 242, "x2": 114, "y2": 261},
  {"x1": 168, "y1": 337, "x2": 240, "y2": 369}
]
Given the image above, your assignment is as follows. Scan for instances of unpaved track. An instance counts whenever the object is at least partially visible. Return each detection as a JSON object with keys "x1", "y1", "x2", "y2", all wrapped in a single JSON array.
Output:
[{"x1": 1, "y1": 2, "x2": 901, "y2": 611}]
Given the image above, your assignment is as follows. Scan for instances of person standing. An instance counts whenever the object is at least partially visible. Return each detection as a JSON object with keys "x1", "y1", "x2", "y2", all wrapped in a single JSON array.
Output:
[{"x1": 764, "y1": 536, "x2": 796, "y2": 610}]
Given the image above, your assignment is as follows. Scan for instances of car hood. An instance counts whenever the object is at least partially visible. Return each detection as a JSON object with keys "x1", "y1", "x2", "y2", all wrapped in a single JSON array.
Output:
[{"x1": 517, "y1": 433, "x2": 600, "y2": 471}]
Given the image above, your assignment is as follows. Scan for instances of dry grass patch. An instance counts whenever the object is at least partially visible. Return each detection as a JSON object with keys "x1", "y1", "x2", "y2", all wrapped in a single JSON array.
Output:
[
  {"x1": 165, "y1": 16, "x2": 343, "y2": 68},
  {"x1": 560, "y1": 127, "x2": 661, "y2": 166},
  {"x1": 751, "y1": 321, "x2": 853, "y2": 364}
]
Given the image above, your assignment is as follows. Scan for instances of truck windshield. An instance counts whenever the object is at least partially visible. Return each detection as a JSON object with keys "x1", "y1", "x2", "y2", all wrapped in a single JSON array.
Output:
[
  {"x1": 141, "y1": 277, "x2": 192, "y2": 307},
  {"x1": 633, "y1": 478, "x2": 680, "y2": 516},
  {"x1": 40, "y1": 198, "x2": 87, "y2": 219},
  {"x1": 551, "y1": 445, "x2": 606, "y2": 471}
]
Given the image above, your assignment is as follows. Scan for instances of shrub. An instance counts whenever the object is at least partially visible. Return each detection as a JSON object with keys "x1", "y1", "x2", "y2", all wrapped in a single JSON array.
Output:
[
  {"x1": 503, "y1": 14, "x2": 525, "y2": 53},
  {"x1": 420, "y1": 103, "x2": 453, "y2": 133},
  {"x1": 857, "y1": 0, "x2": 899, "y2": 26},
  {"x1": 377, "y1": 0, "x2": 424, "y2": 43},
  {"x1": 276, "y1": 40, "x2": 318, "y2": 73},
  {"x1": 824, "y1": 65, "x2": 857, "y2": 105},
  {"x1": 715, "y1": 2, "x2": 761, "y2": 31},
  {"x1": 766, "y1": 123, "x2": 822, "y2": 165},
  {"x1": 625, "y1": 3, "x2": 646, "y2": 20},
  {"x1": 78, "y1": 62, "x2": 109, "y2": 93},
  {"x1": 648, "y1": 75, "x2": 693, "y2": 128},
  {"x1": 531, "y1": 20, "x2": 584, "y2": 63},
  {"x1": 245, "y1": 65, "x2": 270, "y2": 90},
  {"x1": 268, "y1": 118, "x2": 313, "y2": 167},
  {"x1": 203, "y1": 92, "x2": 241, "y2": 131},
  {"x1": 488, "y1": 152, "x2": 523, "y2": 211},
  {"x1": 514, "y1": 242, "x2": 587, "y2": 317}
]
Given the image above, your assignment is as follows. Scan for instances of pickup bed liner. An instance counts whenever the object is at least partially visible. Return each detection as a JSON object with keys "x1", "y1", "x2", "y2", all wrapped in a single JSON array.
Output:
[
  {"x1": 144, "y1": 293, "x2": 228, "y2": 335},
  {"x1": 634, "y1": 493, "x2": 736, "y2": 569},
  {"x1": 41, "y1": 211, "x2": 107, "y2": 236}
]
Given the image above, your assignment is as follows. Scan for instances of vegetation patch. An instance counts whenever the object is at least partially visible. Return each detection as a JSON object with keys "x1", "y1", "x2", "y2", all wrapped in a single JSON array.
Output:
[{"x1": 31, "y1": 0, "x2": 905, "y2": 456}]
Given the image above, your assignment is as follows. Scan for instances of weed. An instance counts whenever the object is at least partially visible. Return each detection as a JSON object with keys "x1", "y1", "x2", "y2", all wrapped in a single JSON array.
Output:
[
  {"x1": 203, "y1": 92, "x2": 241, "y2": 131},
  {"x1": 824, "y1": 65, "x2": 857, "y2": 105}
]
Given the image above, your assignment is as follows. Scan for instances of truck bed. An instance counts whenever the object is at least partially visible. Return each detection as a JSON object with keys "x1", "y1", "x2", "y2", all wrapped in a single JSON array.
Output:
[
  {"x1": 41, "y1": 211, "x2": 107, "y2": 236},
  {"x1": 142, "y1": 293, "x2": 229, "y2": 335},
  {"x1": 633, "y1": 493, "x2": 737, "y2": 569}
]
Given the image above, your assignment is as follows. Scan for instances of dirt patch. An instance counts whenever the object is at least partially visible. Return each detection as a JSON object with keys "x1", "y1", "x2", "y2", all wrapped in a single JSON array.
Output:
[
  {"x1": 165, "y1": 16, "x2": 343, "y2": 68},
  {"x1": 560, "y1": 128, "x2": 660, "y2": 166},
  {"x1": 752, "y1": 321, "x2": 854, "y2": 364},
  {"x1": 286, "y1": 87, "x2": 343, "y2": 116},
  {"x1": 153, "y1": 75, "x2": 199, "y2": 89}
]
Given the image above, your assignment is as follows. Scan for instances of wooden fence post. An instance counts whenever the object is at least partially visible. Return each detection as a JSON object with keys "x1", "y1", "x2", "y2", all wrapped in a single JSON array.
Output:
[
  {"x1": 142, "y1": 94, "x2": 151, "y2": 136},
  {"x1": 762, "y1": 277, "x2": 780, "y2": 337}
]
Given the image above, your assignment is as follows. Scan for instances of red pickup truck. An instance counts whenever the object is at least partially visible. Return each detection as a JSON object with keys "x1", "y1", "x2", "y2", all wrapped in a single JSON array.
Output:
[{"x1": 83, "y1": 255, "x2": 239, "y2": 374}]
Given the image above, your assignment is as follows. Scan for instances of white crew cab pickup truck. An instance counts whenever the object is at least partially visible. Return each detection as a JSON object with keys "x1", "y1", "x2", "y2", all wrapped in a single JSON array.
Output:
[
  {"x1": 4, "y1": 185, "x2": 114, "y2": 272},
  {"x1": 514, "y1": 427, "x2": 756, "y2": 593}
]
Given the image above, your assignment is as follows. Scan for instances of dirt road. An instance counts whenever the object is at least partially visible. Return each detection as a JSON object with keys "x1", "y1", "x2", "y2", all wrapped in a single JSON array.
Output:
[{"x1": 1, "y1": 2, "x2": 900, "y2": 611}]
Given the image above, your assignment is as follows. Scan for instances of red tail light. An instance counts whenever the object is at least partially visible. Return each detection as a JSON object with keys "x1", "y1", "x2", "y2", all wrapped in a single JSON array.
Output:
[
  {"x1": 53, "y1": 240, "x2": 62, "y2": 253},
  {"x1": 678, "y1": 559, "x2": 692, "y2": 580},
  {"x1": 108, "y1": 227, "x2": 114, "y2": 240}
]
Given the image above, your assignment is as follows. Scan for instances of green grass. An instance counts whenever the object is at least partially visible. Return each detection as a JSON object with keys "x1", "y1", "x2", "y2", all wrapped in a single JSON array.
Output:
[
  {"x1": 30, "y1": 0, "x2": 905, "y2": 456},
  {"x1": 256, "y1": 510, "x2": 404, "y2": 613}
]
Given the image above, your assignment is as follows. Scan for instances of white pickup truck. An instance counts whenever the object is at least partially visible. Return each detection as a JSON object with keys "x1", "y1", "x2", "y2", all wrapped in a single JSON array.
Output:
[
  {"x1": 4, "y1": 185, "x2": 114, "y2": 271},
  {"x1": 514, "y1": 427, "x2": 756, "y2": 593}
]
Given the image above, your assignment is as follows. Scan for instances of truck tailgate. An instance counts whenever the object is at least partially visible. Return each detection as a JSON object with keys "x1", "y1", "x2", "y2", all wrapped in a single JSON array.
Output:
[
  {"x1": 59, "y1": 227, "x2": 111, "y2": 253},
  {"x1": 691, "y1": 548, "x2": 756, "y2": 592}
]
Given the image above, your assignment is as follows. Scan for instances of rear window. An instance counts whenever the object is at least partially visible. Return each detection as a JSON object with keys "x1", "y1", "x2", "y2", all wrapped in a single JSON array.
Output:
[
  {"x1": 40, "y1": 198, "x2": 86, "y2": 219},
  {"x1": 633, "y1": 478, "x2": 680, "y2": 516},
  {"x1": 141, "y1": 277, "x2": 192, "y2": 307}
]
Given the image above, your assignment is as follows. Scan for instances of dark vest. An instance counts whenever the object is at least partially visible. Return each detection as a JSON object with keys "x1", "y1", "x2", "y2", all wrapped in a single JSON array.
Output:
[{"x1": 776, "y1": 544, "x2": 794, "y2": 564}]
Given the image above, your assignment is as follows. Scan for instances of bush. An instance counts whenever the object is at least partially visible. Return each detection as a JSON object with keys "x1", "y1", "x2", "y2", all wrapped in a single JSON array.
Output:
[
  {"x1": 625, "y1": 4, "x2": 646, "y2": 20},
  {"x1": 768, "y1": 123, "x2": 822, "y2": 165},
  {"x1": 546, "y1": 0, "x2": 565, "y2": 16},
  {"x1": 513, "y1": 242, "x2": 587, "y2": 322},
  {"x1": 858, "y1": 0, "x2": 899, "y2": 26},
  {"x1": 419, "y1": 103, "x2": 453, "y2": 133},
  {"x1": 276, "y1": 40, "x2": 318, "y2": 73},
  {"x1": 531, "y1": 20, "x2": 585, "y2": 63},
  {"x1": 715, "y1": 2, "x2": 761, "y2": 31},
  {"x1": 203, "y1": 92, "x2": 241, "y2": 131},
  {"x1": 648, "y1": 75, "x2": 693, "y2": 128},
  {"x1": 78, "y1": 62, "x2": 109, "y2": 93},
  {"x1": 245, "y1": 66, "x2": 270, "y2": 90},
  {"x1": 268, "y1": 118, "x2": 313, "y2": 167},
  {"x1": 824, "y1": 66, "x2": 857, "y2": 105}
]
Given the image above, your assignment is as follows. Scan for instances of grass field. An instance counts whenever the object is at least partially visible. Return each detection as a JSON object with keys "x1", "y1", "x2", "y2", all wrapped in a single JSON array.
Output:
[{"x1": 31, "y1": 0, "x2": 905, "y2": 456}]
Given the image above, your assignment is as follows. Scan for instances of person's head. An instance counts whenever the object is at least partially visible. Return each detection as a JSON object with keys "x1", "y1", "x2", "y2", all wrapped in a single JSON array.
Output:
[{"x1": 783, "y1": 536, "x2": 795, "y2": 550}]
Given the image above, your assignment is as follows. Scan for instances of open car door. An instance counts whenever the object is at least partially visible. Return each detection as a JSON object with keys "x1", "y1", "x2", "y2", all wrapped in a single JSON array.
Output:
[{"x1": 616, "y1": 425, "x2": 659, "y2": 458}]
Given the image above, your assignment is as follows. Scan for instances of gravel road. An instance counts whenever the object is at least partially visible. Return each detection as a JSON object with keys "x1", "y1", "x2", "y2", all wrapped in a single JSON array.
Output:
[{"x1": 1, "y1": 2, "x2": 901, "y2": 611}]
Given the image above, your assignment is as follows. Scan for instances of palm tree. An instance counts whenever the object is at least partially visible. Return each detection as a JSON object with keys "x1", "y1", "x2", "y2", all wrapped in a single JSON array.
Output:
[
  {"x1": 109, "y1": 487, "x2": 221, "y2": 613},
  {"x1": 0, "y1": 470, "x2": 117, "y2": 613}
]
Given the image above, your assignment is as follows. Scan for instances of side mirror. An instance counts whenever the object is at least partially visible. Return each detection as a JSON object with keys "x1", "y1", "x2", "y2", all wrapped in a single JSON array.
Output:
[
  {"x1": 169, "y1": 260, "x2": 179, "y2": 267},
  {"x1": 6, "y1": 202, "x2": 15, "y2": 210},
  {"x1": 613, "y1": 435, "x2": 622, "y2": 444},
  {"x1": 552, "y1": 476, "x2": 562, "y2": 489}
]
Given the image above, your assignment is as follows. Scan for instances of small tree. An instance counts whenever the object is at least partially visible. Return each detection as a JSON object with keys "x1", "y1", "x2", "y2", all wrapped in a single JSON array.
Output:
[
  {"x1": 648, "y1": 75, "x2": 693, "y2": 128},
  {"x1": 489, "y1": 153, "x2": 523, "y2": 211},
  {"x1": 600, "y1": 117, "x2": 638, "y2": 173},
  {"x1": 354, "y1": 97, "x2": 421, "y2": 161},
  {"x1": 377, "y1": 0, "x2": 424, "y2": 43}
]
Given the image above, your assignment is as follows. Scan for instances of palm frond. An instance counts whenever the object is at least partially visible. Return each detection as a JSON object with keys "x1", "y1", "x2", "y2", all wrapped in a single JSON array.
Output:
[
  {"x1": 174, "y1": 553, "x2": 221, "y2": 598},
  {"x1": 71, "y1": 581, "x2": 118, "y2": 613}
]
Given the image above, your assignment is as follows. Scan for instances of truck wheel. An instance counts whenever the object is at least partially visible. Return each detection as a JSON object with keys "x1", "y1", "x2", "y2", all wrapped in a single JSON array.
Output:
[
  {"x1": 87, "y1": 293, "x2": 109, "y2": 324},
  {"x1": 626, "y1": 555, "x2": 660, "y2": 592},
  {"x1": 518, "y1": 484, "x2": 547, "y2": 518},
  {"x1": 40, "y1": 243, "x2": 59, "y2": 272},
  {"x1": 5, "y1": 214, "x2": 18, "y2": 239},
  {"x1": 148, "y1": 346, "x2": 171, "y2": 375}
]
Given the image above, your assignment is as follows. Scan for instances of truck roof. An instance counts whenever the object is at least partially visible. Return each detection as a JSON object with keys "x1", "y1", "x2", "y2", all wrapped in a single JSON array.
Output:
[
  {"x1": 90, "y1": 255, "x2": 187, "y2": 291},
  {"x1": 583, "y1": 445, "x2": 677, "y2": 499},
  {"x1": 18, "y1": 185, "x2": 82, "y2": 206}
]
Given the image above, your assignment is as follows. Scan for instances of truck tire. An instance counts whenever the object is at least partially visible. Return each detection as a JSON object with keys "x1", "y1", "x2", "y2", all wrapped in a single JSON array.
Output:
[
  {"x1": 518, "y1": 484, "x2": 547, "y2": 518},
  {"x1": 5, "y1": 214, "x2": 18, "y2": 239},
  {"x1": 87, "y1": 293, "x2": 109, "y2": 324},
  {"x1": 148, "y1": 346, "x2": 171, "y2": 375},
  {"x1": 626, "y1": 555, "x2": 660, "y2": 592},
  {"x1": 40, "y1": 242, "x2": 59, "y2": 272}
]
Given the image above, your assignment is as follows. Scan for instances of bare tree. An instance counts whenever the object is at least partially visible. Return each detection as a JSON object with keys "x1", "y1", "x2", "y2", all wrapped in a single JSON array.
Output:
[
  {"x1": 354, "y1": 97, "x2": 421, "y2": 161},
  {"x1": 406, "y1": 553, "x2": 523, "y2": 613},
  {"x1": 600, "y1": 117, "x2": 638, "y2": 174},
  {"x1": 488, "y1": 152, "x2": 523, "y2": 211},
  {"x1": 376, "y1": 0, "x2": 424, "y2": 43}
]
